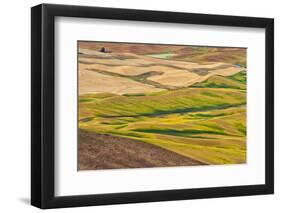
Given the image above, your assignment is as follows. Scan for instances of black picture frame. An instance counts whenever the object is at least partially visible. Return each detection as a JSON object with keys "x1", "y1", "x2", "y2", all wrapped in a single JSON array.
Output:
[{"x1": 31, "y1": 3, "x2": 274, "y2": 209}]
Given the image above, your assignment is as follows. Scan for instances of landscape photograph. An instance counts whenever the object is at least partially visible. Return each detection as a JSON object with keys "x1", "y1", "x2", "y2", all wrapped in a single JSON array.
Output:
[{"x1": 78, "y1": 41, "x2": 247, "y2": 170}]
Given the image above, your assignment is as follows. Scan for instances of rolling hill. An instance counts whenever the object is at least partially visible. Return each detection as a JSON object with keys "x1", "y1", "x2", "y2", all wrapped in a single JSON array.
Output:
[
  {"x1": 78, "y1": 44, "x2": 245, "y2": 94},
  {"x1": 78, "y1": 41, "x2": 247, "y2": 169}
]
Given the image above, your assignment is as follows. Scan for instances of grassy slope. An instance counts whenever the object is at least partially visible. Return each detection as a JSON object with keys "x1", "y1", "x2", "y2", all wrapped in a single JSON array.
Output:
[
  {"x1": 192, "y1": 71, "x2": 246, "y2": 89},
  {"x1": 79, "y1": 88, "x2": 245, "y2": 118},
  {"x1": 79, "y1": 86, "x2": 246, "y2": 165}
]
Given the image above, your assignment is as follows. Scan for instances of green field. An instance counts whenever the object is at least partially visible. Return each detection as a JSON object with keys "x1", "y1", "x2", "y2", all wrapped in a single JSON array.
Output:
[
  {"x1": 192, "y1": 71, "x2": 246, "y2": 89},
  {"x1": 146, "y1": 53, "x2": 177, "y2": 59},
  {"x1": 79, "y1": 72, "x2": 246, "y2": 165}
]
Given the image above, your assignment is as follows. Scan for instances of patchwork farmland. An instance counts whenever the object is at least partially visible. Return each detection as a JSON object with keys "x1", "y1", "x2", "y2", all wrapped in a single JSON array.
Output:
[{"x1": 78, "y1": 41, "x2": 247, "y2": 170}]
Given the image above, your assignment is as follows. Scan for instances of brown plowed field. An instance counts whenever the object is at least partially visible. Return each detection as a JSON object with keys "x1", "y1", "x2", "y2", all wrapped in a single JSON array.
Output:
[{"x1": 78, "y1": 130, "x2": 206, "y2": 170}]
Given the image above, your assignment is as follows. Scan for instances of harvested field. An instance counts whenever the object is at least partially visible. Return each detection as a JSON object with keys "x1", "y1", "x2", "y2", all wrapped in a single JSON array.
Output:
[
  {"x1": 79, "y1": 64, "x2": 164, "y2": 95},
  {"x1": 79, "y1": 48, "x2": 245, "y2": 94}
]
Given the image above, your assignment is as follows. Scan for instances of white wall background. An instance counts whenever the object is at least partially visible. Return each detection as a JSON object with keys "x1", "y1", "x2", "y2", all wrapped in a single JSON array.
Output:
[{"x1": 0, "y1": 0, "x2": 279, "y2": 212}]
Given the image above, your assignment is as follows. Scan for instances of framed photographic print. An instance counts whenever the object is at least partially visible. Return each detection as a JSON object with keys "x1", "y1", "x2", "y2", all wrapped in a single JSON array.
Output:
[{"x1": 31, "y1": 3, "x2": 274, "y2": 209}]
